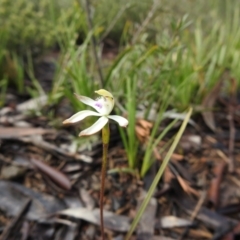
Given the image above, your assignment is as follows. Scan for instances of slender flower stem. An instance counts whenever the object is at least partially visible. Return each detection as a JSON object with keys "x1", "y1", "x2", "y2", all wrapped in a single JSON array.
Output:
[
  {"x1": 100, "y1": 122, "x2": 110, "y2": 240},
  {"x1": 62, "y1": 89, "x2": 128, "y2": 238}
]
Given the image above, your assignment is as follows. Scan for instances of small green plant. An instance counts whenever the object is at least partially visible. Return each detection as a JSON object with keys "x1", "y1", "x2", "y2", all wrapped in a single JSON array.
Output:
[
  {"x1": 119, "y1": 75, "x2": 138, "y2": 169},
  {"x1": 126, "y1": 107, "x2": 192, "y2": 239}
]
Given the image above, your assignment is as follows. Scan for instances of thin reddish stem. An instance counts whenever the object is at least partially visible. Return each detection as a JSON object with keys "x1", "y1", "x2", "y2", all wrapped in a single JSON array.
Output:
[{"x1": 100, "y1": 123, "x2": 110, "y2": 240}]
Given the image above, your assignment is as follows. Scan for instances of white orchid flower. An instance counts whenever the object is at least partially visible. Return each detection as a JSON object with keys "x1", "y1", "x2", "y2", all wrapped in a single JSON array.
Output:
[{"x1": 63, "y1": 89, "x2": 128, "y2": 136}]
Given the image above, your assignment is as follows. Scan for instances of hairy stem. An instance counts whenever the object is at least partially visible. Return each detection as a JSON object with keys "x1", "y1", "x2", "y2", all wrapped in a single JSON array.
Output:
[{"x1": 100, "y1": 122, "x2": 110, "y2": 240}]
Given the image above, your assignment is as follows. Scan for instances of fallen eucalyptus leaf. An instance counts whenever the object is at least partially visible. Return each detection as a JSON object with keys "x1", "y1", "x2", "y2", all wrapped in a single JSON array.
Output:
[
  {"x1": 58, "y1": 207, "x2": 130, "y2": 232},
  {"x1": 0, "y1": 127, "x2": 54, "y2": 139},
  {"x1": 31, "y1": 158, "x2": 72, "y2": 190}
]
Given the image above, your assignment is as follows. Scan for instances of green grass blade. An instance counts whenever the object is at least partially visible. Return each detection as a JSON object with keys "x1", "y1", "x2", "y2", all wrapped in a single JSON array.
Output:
[
  {"x1": 125, "y1": 107, "x2": 192, "y2": 240},
  {"x1": 140, "y1": 117, "x2": 179, "y2": 177}
]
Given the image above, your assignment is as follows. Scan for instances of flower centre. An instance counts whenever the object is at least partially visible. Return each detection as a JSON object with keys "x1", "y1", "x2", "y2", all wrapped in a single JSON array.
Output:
[
  {"x1": 95, "y1": 96, "x2": 114, "y2": 115},
  {"x1": 95, "y1": 101, "x2": 103, "y2": 109}
]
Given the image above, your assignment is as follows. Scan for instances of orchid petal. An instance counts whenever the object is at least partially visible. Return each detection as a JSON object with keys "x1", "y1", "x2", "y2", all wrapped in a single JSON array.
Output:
[
  {"x1": 63, "y1": 110, "x2": 101, "y2": 124},
  {"x1": 79, "y1": 116, "x2": 109, "y2": 136},
  {"x1": 108, "y1": 115, "x2": 128, "y2": 127},
  {"x1": 74, "y1": 94, "x2": 114, "y2": 115},
  {"x1": 74, "y1": 94, "x2": 100, "y2": 112}
]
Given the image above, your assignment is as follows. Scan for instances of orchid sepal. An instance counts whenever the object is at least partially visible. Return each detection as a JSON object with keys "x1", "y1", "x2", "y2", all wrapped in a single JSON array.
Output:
[
  {"x1": 79, "y1": 116, "x2": 108, "y2": 136},
  {"x1": 63, "y1": 110, "x2": 101, "y2": 124},
  {"x1": 108, "y1": 115, "x2": 128, "y2": 127}
]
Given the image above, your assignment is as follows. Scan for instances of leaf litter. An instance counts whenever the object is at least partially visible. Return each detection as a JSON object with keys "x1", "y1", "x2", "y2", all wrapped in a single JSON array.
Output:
[{"x1": 1, "y1": 77, "x2": 240, "y2": 239}]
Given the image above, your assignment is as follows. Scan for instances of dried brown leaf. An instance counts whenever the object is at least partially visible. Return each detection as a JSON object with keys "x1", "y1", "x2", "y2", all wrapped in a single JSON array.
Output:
[
  {"x1": 163, "y1": 166, "x2": 175, "y2": 184},
  {"x1": 135, "y1": 118, "x2": 152, "y2": 143},
  {"x1": 177, "y1": 175, "x2": 199, "y2": 197},
  {"x1": 207, "y1": 161, "x2": 226, "y2": 208},
  {"x1": 30, "y1": 158, "x2": 72, "y2": 190}
]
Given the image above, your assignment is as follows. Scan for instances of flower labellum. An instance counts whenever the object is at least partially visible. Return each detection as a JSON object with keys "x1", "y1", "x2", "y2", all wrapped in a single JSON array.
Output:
[{"x1": 63, "y1": 89, "x2": 128, "y2": 136}]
